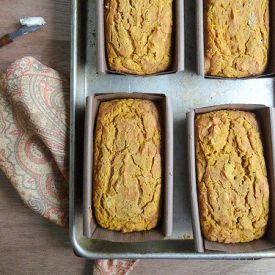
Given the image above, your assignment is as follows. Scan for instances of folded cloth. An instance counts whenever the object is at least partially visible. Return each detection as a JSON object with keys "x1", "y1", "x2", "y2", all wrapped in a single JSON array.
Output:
[
  {"x1": 0, "y1": 56, "x2": 69, "y2": 226},
  {"x1": 94, "y1": 259, "x2": 139, "y2": 275},
  {"x1": 0, "y1": 56, "x2": 138, "y2": 274}
]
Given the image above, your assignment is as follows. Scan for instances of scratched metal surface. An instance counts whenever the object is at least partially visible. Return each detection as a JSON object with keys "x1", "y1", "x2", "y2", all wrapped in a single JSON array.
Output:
[{"x1": 70, "y1": 0, "x2": 275, "y2": 259}]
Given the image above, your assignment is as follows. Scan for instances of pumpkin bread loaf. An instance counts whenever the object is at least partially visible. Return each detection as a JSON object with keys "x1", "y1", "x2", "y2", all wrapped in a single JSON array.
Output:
[
  {"x1": 93, "y1": 99, "x2": 162, "y2": 233},
  {"x1": 204, "y1": 0, "x2": 269, "y2": 77},
  {"x1": 196, "y1": 110, "x2": 269, "y2": 243},
  {"x1": 105, "y1": 0, "x2": 173, "y2": 75}
]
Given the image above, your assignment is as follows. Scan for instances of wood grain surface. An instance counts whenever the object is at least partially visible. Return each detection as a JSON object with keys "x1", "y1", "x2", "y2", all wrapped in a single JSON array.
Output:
[
  {"x1": 1, "y1": 0, "x2": 275, "y2": 274},
  {"x1": 0, "y1": 0, "x2": 70, "y2": 77}
]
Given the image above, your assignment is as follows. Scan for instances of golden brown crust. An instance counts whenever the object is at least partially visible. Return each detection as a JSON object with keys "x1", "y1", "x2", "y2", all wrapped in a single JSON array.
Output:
[
  {"x1": 195, "y1": 110, "x2": 269, "y2": 243},
  {"x1": 105, "y1": 0, "x2": 173, "y2": 75},
  {"x1": 204, "y1": 0, "x2": 269, "y2": 78},
  {"x1": 93, "y1": 99, "x2": 162, "y2": 233}
]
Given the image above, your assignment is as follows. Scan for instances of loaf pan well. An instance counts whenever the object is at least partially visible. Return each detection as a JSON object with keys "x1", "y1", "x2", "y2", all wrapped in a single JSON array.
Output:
[
  {"x1": 196, "y1": 0, "x2": 275, "y2": 79},
  {"x1": 96, "y1": 0, "x2": 184, "y2": 76},
  {"x1": 187, "y1": 104, "x2": 275, "y2": 252},
  {"x1": 83, "y1": 93, "x2": 173, "y2": 242}
]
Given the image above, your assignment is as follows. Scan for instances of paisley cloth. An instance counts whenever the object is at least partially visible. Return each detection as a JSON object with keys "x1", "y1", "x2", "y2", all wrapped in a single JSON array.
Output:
[
  {"x1": 0, "y1": 56, "x2": 69, "y2": 226},
  {"x1": 94, "y1": 259, "x2": 139, "y2": 275},
  {"x1": 0, "y1": 57, "x2": 138, "y2": 274}
]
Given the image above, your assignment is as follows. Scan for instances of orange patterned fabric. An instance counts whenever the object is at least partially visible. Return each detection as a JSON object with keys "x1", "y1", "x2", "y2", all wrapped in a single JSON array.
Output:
[
  {"x1": 94, "y1": 259, "x2": 139, "y2": 275},
  {"x1": 0, "y1": 57, "x2": 138, "y2": 274},
  {"x1": 0, "y1": 57, "x2": 69, "y2": 226}
]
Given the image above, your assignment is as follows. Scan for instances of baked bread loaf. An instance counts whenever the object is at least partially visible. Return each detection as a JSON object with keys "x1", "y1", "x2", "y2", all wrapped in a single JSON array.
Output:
[
  {"x1": 93, "y1": 99, "x2": 162, "y2": 233},
  {"x1": 105, "y1": 0, "x2": 173, "y2": 75},
  {"x1": 196, "y1": 110, "x2": 269, "y2": 243},
  {"x1": 204, "y1": 0, "x2": 269, "y2": 78}
]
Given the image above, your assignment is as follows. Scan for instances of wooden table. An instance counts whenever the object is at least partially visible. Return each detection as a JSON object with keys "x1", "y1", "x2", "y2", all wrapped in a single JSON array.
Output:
[{"x1": 0, "y1": 0, "x2": 275, "y2": 274}]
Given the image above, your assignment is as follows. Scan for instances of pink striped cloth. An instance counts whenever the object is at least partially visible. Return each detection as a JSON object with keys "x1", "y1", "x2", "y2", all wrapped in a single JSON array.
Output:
[{"x1": 0, "y1": 56, "x2": 138, "y2": 275}]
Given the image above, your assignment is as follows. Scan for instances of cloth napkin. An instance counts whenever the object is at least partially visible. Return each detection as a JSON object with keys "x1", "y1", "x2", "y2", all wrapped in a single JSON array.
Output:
[{"x1": 0, "y1": 56, "x2": 138, "y2": 275}]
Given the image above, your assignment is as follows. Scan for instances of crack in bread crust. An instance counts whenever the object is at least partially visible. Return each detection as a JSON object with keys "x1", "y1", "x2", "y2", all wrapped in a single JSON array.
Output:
[
  {"x1": 105, "y1": 0, "x2": 173, "y2": 75},
  {"x1": 195, "y1": 110, "x2": 269, "y2": 243},
  {"x1": 93, "y1": 99, "x2": 162, "y2": 233},
  {"x1": 204, "y1": 0, "x2": 269, "y2": 77}
]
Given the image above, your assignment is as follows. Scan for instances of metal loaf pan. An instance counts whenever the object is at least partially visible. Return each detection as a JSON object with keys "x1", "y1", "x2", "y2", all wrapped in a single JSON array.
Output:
[
  {"x1": 83, "y1": 93, "x2": 173, "y2": 241},
  {"x1": 97, "y1": 0, "x2": 184, "y2": 75},
  {"x1": 70, "y1": 0, "x2": 275, "y2": 259},
  {"x1": 188, "y1": 105, "x2": 275, "y2": 253},
  {"x1": 196, "y1": 0, "x2": 275, "y2": 79}
]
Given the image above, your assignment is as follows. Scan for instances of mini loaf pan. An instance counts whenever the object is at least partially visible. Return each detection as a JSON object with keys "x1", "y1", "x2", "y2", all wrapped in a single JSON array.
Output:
[
  {"x1": 196, "y1": 0, "x2": 275, "y2": 79},
  {"x1": 83, "y1": 92, "x2": 173, "y2": 242},
  {"x1": 96, "y1": 0, "x2": 184, "y2": 76},
  {"x1": 187, "y1": 104, "x2": 275, "y2": 253}
]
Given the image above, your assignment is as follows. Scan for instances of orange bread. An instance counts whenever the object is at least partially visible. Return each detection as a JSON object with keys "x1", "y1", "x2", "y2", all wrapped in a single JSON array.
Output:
[
  {"x1": 204, "y1": 0, "x2": 269, "y2": 77},
  {"x1": 93, "y1": 99, "x2": 162, "y2": 233},
  {"x1": 196, "y1": 110, "x2": 269, "y2": 243},
  {"x1": 105, "y1": 0, "x2": 173, "y2": 75}
]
